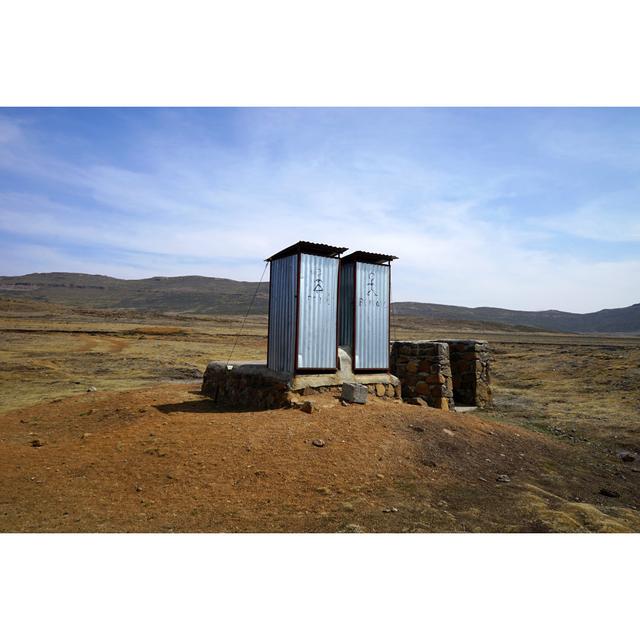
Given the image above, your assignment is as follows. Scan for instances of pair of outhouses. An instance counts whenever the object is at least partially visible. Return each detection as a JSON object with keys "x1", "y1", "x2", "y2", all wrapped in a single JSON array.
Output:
[{"x1": 266, "y1": 241, "x2": 397, "y2": 376}]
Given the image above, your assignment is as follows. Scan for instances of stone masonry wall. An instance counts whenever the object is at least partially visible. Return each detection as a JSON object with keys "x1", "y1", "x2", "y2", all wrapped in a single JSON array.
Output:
[
  {"x1": 202, "y1": 362, "x2": 402, "y2": 410},
  {"x1": 201, "y1": 363, "x2": 292, "y2": 410},
  {"x1": 444, "y1": 340, "x2": 492, "y2": 408},
  {"x1": 390, "y1": 341, "x2": 454, "y2": 410},
  {"x1": 295, "y1": 382, "x2": 400, "y2": 401}
]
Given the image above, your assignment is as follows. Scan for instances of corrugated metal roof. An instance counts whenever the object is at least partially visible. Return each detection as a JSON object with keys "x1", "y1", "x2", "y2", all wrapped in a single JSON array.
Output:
[
  {"x1": 266, "y1": 241, "x2": 348, "y2": 262},
  {"x1": 341, "y1": 250, "x2": 398, "y2": 264}
]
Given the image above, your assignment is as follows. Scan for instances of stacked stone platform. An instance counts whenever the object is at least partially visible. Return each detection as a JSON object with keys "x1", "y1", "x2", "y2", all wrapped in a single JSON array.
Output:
[
  {"x1": 390, "y1": 341, "x2": 454, "y2": 410},
  {"x1": 201, "y1": 350, "x2": 401, "y2": 411},
  {"x1": 390, "y1": 339, "x2": 492, "y2": 410}
]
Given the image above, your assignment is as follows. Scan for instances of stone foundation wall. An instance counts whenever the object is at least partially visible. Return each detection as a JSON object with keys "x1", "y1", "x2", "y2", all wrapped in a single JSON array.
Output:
[
  {"x1": 201, "y1": 363, "x2": 292, "y2": 410},
  {"x1": 293, "y1": 382, "x2": 400, "y2": 400},
  {"x1": 201, "y1": 362, "x2": 401, "y2": 410},
  {"x1": 444, "y1": 340, "x2": 492, "y2": 408},
  {"x1": 390, "y1": 341, "x2": 454, "y2": 410}
]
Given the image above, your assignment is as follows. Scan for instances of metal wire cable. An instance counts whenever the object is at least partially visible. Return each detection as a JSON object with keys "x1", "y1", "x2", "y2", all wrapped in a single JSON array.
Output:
[{"x1": 226, "y1": 262, "x2": 269, "y2": 367}]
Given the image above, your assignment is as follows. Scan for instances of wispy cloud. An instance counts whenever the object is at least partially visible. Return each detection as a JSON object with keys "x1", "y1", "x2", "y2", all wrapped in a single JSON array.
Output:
[
  {"x1": 0, "y1": 108, "x2": 639, "y2": 312},
  {"x1": 533, "y1": 190, "x2": 640, "y2": 243}
]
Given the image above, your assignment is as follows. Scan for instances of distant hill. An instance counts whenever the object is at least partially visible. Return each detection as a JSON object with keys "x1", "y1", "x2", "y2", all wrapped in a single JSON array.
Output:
[
  {"x1": 393, "y1": 301, "x2": 640, "y2": 334},
  {"x1": 1, "y1": 272, "x2": 638, "y2": 333},
  {"x1": 0, "y1": 272, "x2": 269, "y2": 315}
]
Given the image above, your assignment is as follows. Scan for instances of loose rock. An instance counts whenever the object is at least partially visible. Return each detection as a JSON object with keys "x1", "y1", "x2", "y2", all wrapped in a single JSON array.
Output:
[
  {"x1": 618, "y1": 451, "x2": 637, "y2": 463},
  {"x1": 312, "y1": 439, "x2": 325, "y2": 448},
  {"x1": 301, "y1": 401, "x2": 318, "y2": 414},
  {"x1": 87, "y1": 386, "x2": 97, "y2": 392},
  {"x1": 30, "y1": 438, "x2": 43, "y2": 448},
  {"x1": 341, "y1": 382, "x2": 368, "y2": 405},
  {"x1": 599, "y1": 488, "x2": 620, "y2": 498},
  {"x1": 496, "y1": 474, "x2": 511, "y2": 483}
]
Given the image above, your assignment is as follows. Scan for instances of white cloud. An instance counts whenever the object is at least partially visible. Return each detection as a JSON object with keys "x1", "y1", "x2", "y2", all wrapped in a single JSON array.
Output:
[
  {"x1": 534, "y1": 192, "x2": 640, "y2": 243},
  {"x1": 1, "y1": 110, "x2": 639, "y2": 313}
]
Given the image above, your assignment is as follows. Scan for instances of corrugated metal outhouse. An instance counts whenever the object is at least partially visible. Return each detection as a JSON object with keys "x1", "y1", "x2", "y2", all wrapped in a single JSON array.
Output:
[
  {"x1": 338, "y1": 251, "x2": 397, "y2": 372},
  {"x1": 267, "y1": 241, "x2": 347, "y2": 375}
]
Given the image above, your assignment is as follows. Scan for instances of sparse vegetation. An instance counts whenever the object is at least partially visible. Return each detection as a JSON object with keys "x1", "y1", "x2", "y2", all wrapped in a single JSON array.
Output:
[
  {"x1": 1, "y1": 298, "x2": 639, "y2": 532},
  {"x1": 2, "y1": 272, "x2": 639, "y2": 333}
]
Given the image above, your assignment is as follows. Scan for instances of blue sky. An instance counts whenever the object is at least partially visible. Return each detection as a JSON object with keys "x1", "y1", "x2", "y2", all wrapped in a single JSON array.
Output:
[{"x1": 0, "y1": 107, "x2": 638, "y2": 312}]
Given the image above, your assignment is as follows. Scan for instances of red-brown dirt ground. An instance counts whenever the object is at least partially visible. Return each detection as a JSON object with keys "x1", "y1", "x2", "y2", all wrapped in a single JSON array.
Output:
[{"x1": 1, "y1": 383, "x2": 639, "y2": 532}]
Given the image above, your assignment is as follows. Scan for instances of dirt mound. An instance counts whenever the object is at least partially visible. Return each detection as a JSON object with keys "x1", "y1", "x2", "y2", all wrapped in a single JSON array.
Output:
[{"x1": 0, "y1": 383, "x2": 638, "y2": 532}]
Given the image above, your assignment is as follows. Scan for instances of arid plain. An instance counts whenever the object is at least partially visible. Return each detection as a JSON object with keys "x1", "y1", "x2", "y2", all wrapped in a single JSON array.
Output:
[{"x1": 1, "y1": 299, "x2": 639, "y2": 532}]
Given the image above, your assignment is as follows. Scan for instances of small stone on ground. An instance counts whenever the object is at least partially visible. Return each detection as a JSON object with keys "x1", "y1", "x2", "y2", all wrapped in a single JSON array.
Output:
[
  {"x1": 301, "y1": 401, "x2": 317, "y2": 414},
  {"x1": 341, "y1": 382, "x2": 368, "y2": 405}
]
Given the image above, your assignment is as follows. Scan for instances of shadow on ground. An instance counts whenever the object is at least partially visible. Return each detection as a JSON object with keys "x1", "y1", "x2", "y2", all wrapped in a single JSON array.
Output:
[
  {"x1": 154, "y1": 395, "x2": 258, "y2": 414},
  {"x1": 154, "y1": 397, "x2": 219, "y2": 413}
]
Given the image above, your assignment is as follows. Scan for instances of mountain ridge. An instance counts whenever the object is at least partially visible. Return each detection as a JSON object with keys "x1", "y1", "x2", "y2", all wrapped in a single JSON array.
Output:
[
  {"x1": 392, "y1": 301, "x2": 640, "y2": 334},
  {"x1": 1, "y1": 272, "x2": 638, "y2": 333}
]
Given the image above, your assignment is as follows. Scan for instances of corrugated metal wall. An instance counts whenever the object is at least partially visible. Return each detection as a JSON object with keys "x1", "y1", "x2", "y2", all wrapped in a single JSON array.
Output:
[
  {"x1": 267, "y1": 254, "x2": 297, "y2": 374},
  {"x1": 338, "y1": 261, "x2": 355, "y2": 347},
  {"x1": 354, "y1": 262, "x2": 390, "y2": 370},
  {"x1": 297, "y1": 253, "x2": 339, "y2": 370}
]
